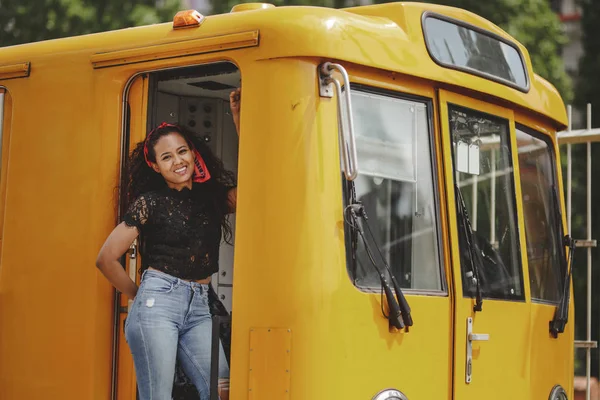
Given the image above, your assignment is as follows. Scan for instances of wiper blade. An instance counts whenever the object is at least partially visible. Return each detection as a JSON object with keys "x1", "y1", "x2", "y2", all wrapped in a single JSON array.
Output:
[
  {"x1": 357, "y1": 206, "x2": 413, "y2": 326},
  {"x1": 550, "y1": 235, "x2": 575, "y2": 337},
  {"x1": 346, "y1": 203, "x2": 413, "y2": 329},
  {"x1": 549, "y1": 185, "x2": 574, "y2": 337},
  {"x1": 356, "y1": 204, "x2": 413, "y2": 327},
  {"x1": 455, "y1": 184, "x2": 484, "y2": 312}
]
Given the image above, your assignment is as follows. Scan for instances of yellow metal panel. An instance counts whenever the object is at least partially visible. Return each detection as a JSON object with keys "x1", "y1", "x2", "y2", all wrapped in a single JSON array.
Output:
[
  {"x1": 0, "y1": 89, "x2": 14, "y2": 397},
  {"x1": 248, "y1": 328, "x2": 291, "y2": 400},
  {"x1": 91, "y1": 31, "x2": 259, "y2": 69},
  {"x1": 0, "y1": 88, "x2": 10, "y2": 247},
  {"x1": 229, "y1": 59, "x2": 453, "y2": 400},
  {"x1": 0, "y1": 50, "x2": 118, "y2": 400},
  {"x1": 127, "y1": 74, "x2": 150, "y2": 147},
  {"x1": 0, "y1": 63, "x2": 30, "y2": 80},
  {"x1": 507, "y1": 111, "x2": 533, "y2": 306},
  {"x1": 529, "y1": 303, "x2": 574, "y2": 399}
]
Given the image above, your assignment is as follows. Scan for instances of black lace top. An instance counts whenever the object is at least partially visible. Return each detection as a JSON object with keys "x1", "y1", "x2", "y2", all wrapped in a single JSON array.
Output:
[{"x1": 123, "y1": 184, "x2": 224, "y2": 280}]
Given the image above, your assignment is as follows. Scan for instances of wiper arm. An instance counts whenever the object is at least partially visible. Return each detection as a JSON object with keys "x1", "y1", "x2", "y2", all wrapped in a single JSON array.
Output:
[
  {"x1": 355, "y1": 204, "x2": 413, "y2": 327},
  {"x1": 549, "y1": 235, "x2": 575, "y2": 337},
  {"x1": 455, "y1": 184, "x2": 484, "y2": 312},
  {"x1": 346, "y1": 203, "x2": 413, "y2": 329},
  {"x1": 549, "y1": 184, "x2": 575, "y2": 338}
]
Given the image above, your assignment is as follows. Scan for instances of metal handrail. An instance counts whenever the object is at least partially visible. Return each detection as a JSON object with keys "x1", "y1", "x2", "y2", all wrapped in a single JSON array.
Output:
[{"x1": 319, "y1": 62, "x2": 358, "y2": 180}]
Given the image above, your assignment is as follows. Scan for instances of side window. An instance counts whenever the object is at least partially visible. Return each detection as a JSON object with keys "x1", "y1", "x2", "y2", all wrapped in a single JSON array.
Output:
[
  {"x1": 344, "y1": 89, "x2": 444, "y2": 292},
  {"x1": 449, "y1": 105, "x2": 524, "y2": 300},
  {"x1": 516, "y1": 127, "x2": 563, "y2": 302}
]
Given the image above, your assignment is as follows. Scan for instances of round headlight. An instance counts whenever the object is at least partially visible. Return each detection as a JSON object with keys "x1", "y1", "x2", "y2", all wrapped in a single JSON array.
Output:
[
  {"x1": 549, "y1": 385, "x2": 568, "y2": 400},
  {"x1": 372, "y1": 389, "x2": 408, "y2": 400}
]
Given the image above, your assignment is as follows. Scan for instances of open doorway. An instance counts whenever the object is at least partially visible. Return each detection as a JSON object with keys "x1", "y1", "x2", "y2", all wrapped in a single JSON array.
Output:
[{"x1": 117, "y1": 61, "x2": 240, "y2": 400}]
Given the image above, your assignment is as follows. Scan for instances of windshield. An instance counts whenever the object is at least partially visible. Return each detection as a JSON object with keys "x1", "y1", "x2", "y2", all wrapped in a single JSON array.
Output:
[
  {"x1": 516, "y1": 127, "x2": 564, "y2": 302},
  {"x1": 449, "y1": 105, "x2": 524, "y2": 300},
  {"x1": 344, "y1": 88, "x2": 443, "y2": 292}
]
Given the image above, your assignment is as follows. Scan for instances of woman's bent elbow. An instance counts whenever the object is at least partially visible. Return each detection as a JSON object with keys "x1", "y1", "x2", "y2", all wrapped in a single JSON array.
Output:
[{"x1": 95, "y1": 254, "x2": 107, "y2": 270}]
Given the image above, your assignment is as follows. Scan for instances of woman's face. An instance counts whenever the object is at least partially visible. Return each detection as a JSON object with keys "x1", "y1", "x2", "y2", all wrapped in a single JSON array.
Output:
[{"x1": 151, "y1": 132, "x2": 195, "y2": 190}]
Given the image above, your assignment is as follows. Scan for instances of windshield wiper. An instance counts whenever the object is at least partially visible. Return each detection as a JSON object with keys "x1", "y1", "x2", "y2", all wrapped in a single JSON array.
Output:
[
  {"x1": 455, "y1": 184, "x2": 484, "y2": 312},
  {"x1": 549, "y1": 184, "x2": 575, "y2": 338},
  {"x1": 345, "y1": 203, "x2": 413, "y2": 329}
]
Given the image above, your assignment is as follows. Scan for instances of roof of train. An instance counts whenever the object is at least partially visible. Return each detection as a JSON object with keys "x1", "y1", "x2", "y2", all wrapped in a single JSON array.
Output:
[{"x1": 0, "y1": 2, "x2": 567, "y2": 129}]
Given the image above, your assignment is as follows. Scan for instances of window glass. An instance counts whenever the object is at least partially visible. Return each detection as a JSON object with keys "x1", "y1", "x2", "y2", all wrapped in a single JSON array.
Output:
[
  {"x1": 423, "y1": 16, "x2": 528, "y2": 90},
  {"x1": 345, "y1": 90, "x2": 443, "y2": 292},
  {"x1": 516, "y1": 128, "x2": 563, "y2": 302},
  {"x1": 449, "y1": 105, "x2": 524, "y2": 300}
]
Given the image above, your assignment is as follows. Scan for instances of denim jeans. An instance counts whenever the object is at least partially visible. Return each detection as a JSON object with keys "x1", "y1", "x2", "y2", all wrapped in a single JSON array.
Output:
[{"x1": 125, "y1": 269, "x2": 229, "y2": 400}]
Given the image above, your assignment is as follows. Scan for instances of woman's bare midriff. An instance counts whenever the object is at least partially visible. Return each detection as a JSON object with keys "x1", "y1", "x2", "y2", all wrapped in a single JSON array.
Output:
[{"x1": 147, "y1": 266, "x2": 211, "y2": 284}]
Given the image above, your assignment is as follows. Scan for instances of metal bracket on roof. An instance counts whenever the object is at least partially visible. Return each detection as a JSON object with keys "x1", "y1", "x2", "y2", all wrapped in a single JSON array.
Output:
[{"x1": 318, "y1": 63, "x2": 334, "y2": 98}]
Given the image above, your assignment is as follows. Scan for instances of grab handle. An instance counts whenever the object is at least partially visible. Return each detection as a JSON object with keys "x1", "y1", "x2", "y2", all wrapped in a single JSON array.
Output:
[{"x1": 319, "y1": 62, "x2": 358, "y2": 181}]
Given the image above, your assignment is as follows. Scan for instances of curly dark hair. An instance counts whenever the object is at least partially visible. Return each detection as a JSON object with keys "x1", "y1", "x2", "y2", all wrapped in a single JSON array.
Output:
[{"x1": 126, "y1": 124, "x2": 236, "y2": 243}]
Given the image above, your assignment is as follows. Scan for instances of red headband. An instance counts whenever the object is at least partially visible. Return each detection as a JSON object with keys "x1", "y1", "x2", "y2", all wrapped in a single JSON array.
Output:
[{"x1": 143, "y1": 122, "x2": 211, "y2": 183}]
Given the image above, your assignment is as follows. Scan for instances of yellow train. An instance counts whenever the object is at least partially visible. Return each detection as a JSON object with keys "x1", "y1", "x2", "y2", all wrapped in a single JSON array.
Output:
[{"x1": 0, "y1": 2, "x2": 573, "y2": 399}]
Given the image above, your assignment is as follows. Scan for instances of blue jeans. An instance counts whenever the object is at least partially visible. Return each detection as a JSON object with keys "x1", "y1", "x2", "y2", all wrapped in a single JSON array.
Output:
[{"x1": 125, "y1": 269, "x2": 229, "y2": 400}]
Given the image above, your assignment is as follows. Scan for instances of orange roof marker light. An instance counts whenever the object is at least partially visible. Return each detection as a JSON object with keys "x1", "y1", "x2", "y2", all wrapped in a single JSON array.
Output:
[
  {"x1": 231, "y1": 3, "x2": 275, "y2": 12},
  {"x1": 173, "y1": 10, "x2": 205, "y2": 29}
]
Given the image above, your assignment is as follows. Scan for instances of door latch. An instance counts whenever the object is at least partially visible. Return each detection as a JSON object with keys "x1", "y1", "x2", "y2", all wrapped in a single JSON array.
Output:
[{"x1": 466, "y1": 317, "x2": 489, "y2": 383}]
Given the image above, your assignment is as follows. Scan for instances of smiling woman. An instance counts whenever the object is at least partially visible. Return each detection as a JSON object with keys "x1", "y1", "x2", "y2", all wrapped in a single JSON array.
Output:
[{"x1": 96, "y1": 107, "x2": 239, "y2": 399}]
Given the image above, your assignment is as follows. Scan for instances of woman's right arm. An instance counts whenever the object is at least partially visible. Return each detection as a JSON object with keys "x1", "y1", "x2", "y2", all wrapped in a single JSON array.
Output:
[{"x1": 95, "y1": 222, "x2": 140, "y2": 299}]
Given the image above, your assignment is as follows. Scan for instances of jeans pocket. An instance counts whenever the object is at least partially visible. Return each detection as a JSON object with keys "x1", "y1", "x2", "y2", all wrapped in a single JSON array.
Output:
[{"x1": 141, "y1": 275, "x2": 175, "y2": 294}]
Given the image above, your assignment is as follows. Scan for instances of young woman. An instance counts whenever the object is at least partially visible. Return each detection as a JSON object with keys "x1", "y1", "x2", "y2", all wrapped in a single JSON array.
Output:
[{"x1": 96, "y1": 89, "x2": 241, "y2": 400}]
